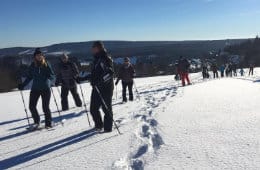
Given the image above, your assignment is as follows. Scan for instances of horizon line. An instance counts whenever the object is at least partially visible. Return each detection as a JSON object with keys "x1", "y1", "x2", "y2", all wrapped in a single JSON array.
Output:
[{"x1": 0, "y1": 37, "x2": 256, "y2": 50}]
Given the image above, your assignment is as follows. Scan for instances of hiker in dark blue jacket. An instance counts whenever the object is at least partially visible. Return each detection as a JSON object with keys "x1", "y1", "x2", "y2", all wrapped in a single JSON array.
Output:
[{"x1": 18, "y1": 48, "x2": 55, "y2": 129}]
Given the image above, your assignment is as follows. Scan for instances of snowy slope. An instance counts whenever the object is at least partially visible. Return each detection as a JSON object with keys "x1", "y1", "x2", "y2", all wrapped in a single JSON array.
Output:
[{"x1": 0, "y1": 70, "x2": 260, "y2": 170}]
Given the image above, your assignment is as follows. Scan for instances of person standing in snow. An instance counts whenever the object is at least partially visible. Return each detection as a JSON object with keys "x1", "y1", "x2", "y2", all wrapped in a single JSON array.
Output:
[
  {"x1": 81, "y1": 41, "x2": 114, "y2": 132},
  {"x1": 227, "y1": 63, "x2": 233, "y2": 77},
  {"x1": 232, "y1": 63, "x2": 237, "y2": 77},
  {"x1": 240, "y1": 68, "x2": 245, "y2": 76},
  {"x1": 248, "y1": 63, "x2": 254, "y2": 76},
  {"x1": 211, "y1": 63, "x2": 219, "y2": 78},
  {"x1": 115, "y1": 57, "x2": 136, "y2": 102},
  {"x1": 55, "y1": 54, "x2": 82, "y2": 111},
  {"x1": 177, "y1": 56, "x2": 191, "y2": 86},
  {"x1": 18, "y1": 48, "x2": 55, "y2": 129},
  {"x1": 219, "y1": 64, "x2": 225, "y2": 78},
  {"x1": 202, "y1": 63, "x2": 209, "y2": 79}
]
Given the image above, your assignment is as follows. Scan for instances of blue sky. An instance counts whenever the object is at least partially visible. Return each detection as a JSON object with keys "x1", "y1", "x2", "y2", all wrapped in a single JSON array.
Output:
[{"x1": 0, "y1": 0, "x2": 259, "y2": 48}]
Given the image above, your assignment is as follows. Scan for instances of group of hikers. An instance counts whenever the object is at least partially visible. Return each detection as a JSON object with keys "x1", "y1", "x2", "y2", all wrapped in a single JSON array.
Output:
[
  {"x1": 18, "y1": 41, "x2": 135, "y2": 133},
  {"x1": 17, "y1": 42, "x2": 256, "y2": 133},
  {"x1": 201, "y1": 62, "x2": 255, "y2": 79},
  {"x1": 174, "y1": 56, "x2": 256, "y2": 86}
]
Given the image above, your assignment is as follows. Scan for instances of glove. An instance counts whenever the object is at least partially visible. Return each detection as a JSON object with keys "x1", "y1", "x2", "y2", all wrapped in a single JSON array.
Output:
[
  {"x1": 55, "y1": 82, "x2": 60, "y2": 87},
  {"x1": 115, "y1": 79, "x2": 119, "y2": 85},
  {"x1": 18, "y1": 83, "x2": 24, "y2": 90}
]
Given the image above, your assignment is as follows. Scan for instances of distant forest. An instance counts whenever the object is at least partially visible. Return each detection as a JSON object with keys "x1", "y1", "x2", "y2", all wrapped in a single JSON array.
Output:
[
  {"x1": 1, "y1": 38, "x2": 259, "y2": 92},
  {"x1": 224, "y1": 36, "x2": 260, "y2": 66}
]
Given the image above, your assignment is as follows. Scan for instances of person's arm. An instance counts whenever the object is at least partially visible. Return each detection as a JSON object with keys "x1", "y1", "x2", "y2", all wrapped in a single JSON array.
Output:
[
  {"x1": 46, "y1": 63, "x2": 56, "y2": 85},
  {"x1": 22, "y1": 64, "x2": 33, "y2": 86},
  {"x1": 18, "y1": 64, "x2": 33, "y2": 90},
  {"x1": 103, "y1": 56, "x2": 114, "y2": 75},
  {"x1": 72, "y1": 63, "x2": 80, "y2": 77},
  {"x1": 131, "y1": 65, "x2": 136, "y2": 77}
]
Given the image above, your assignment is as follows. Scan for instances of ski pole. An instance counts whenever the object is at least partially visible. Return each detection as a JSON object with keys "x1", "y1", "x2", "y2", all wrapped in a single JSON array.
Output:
[
  {"x1": 19, "y1": 90, "x2": 31, "y2": 127},
  {"x1": 94, "y1": 86, "x2": 121, "y2": 135},
  {"x1": 78, "y1": 83, "x2": 91, "y2": 127},
  {"x1": 50, "y1": 87, "x2": 64, "y2": 126},
  {"x1": 116, "y1": 84, "x2": 118, "y2": 100},
  {"x1": 133, "y1": 81, "x2": 140, "y2": 99}
]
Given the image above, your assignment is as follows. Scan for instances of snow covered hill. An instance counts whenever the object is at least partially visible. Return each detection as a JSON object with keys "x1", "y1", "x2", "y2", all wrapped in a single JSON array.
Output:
[{"x1": 0, "y1": 71, "x2": 260, "y2": 169}]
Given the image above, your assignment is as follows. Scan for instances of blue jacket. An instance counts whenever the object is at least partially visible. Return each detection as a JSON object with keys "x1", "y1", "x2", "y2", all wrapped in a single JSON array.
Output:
[{"x1": 23, "y1": 62, "x2": 55, "y2": 90}]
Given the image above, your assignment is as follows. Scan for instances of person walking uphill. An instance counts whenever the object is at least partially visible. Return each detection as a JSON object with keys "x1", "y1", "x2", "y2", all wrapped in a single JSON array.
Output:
[
  {"x1": 115, "y1": 57, "x2": 136, "y2": 103},
  {"x1": 249, "y1": 63, "x2": 254, "y2": 76},
  {"x1": 178, "y1": 56, "x2": 191, "y2": 86},
  {"x1": 55, "y1": 54, "x2": 82, "y2": 111},
  {"x1": 18, "y1": 48, "x2": 55, "y2": 129},
  {"x1": 212, "y1": 63, "x2": 219, "y2": 78},
  {"x1": 81, "y1": 41, "x2": 114, "y2": 133}
]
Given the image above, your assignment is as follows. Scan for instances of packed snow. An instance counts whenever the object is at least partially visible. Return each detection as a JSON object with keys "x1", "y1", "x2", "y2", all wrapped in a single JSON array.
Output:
[{"x1": 0, "y1": 69, "x2": 260, "y2": 169}]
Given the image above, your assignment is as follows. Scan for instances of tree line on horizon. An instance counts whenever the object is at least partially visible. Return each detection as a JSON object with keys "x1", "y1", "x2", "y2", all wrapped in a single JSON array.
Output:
[{"x1": 1, "y1": 37, "x2": 260, "y2": 93}]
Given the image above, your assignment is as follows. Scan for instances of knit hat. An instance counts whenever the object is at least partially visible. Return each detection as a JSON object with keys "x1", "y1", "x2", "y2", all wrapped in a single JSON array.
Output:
[
  {"x1": 92, "y1": 41, "x2": 105, "y2": 49},
  {"x1": 124, "y1": 57, "x2": 130, "y2": 62},
  {"x1": 33, "y1": 48, "x2": 42, "y2": 57}
]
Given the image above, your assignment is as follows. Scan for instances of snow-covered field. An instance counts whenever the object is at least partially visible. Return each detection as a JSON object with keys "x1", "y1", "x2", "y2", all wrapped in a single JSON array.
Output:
[{"x1": 0, "y1": 69, "x2": 260, "y2": 170}]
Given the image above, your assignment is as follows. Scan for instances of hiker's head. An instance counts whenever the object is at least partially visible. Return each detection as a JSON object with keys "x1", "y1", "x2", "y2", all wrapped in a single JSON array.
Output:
[
  {"x1": 92, "y1": 41, "x2": 105, "y2": 55},
  {"x1": 61, "y1": 54, "x2": 69, "y2": 63},
  {"x1": 124, "y1": 57, "x2": 130, "y2": 64},
  {"x1": 33, "y1": 48, "x2": 47, "y2": 66},
  {"x1": 34, "y1": 48, "x2": 44, "y2": 62}
]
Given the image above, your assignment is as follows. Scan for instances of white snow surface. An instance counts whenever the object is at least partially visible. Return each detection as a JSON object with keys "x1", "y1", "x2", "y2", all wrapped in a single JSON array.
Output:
[{"x1": 0, "y1": 70, "x2": 260, "y2": 170}]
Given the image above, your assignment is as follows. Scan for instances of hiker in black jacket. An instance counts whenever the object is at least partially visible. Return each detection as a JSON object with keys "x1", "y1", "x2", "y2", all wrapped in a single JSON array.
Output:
[
  {"x1": 212, "y1": 63, "x2": 219, "y2": 78},
  {"x1": 55, "y1": 54, "x2": 82, "y2": 111},
  {"x1": 18, "y1": 48, "x2": 55, "y2": 129},
  {"x1": 115, "y1": 57, "x2": 135, "y2": 102},
  {"x1": 81, "y1": 41, "x2": 114, "y2": 132}
]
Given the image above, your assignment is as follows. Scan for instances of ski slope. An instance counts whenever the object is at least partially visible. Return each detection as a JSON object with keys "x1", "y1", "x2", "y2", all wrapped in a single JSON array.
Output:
[{"x1": 0, "y1": 70, "x2": 260, "y2": 169}]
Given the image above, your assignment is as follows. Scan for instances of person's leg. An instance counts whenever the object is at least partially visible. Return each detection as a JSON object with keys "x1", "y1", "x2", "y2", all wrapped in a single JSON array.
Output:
[
  {"x1": 185, "y1": 73, "x2": 191, "y2": 84},
  {"x1": 70, "y1": 86, "x2": 82, "y2": 107},
  {"x1": 128, "y1": 81, "x2": 134, "y2": 101},
  {"x1": 101, "y1": 86, "x2": 114, "y2": 132},
  {"x1": 29, "y1": 90, "x2": 41, "y2": 124},
  {"x1": 90, "y1": 89, "x2": 103, "y2": 129},
  {"x1": 61, "y1": 86, "x2": 69, "y2": 111},
  {"x1": 122, "y1": 81, "x2": 127, "y2": 102},
  {"x1": 181, "y1": 73, "x2": 185, "y2": 86},
  {"x1": 41, "y1": 89, "x2": 52, "y2": 127}
]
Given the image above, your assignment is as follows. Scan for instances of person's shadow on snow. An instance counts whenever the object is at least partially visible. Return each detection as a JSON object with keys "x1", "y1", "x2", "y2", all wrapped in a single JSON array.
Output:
[{"x1": 0, "y1": 128, "x2": 116, "y2": 169}]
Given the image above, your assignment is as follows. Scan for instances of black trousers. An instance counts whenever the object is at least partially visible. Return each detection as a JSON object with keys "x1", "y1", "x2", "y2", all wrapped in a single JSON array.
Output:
[
  {"x1": 213, "y1": 71, "x2": 219, "y2": 78},
  {"x1": 61, "y1": 86, "x2": 82, "y2": 111},
  {"x1": 249, "y1": 68, "x2": 254, "y2": 75},
  {"x1": 29, "y1": 89, "x2": 52, "y2": 126},
  {"x1": 122, "y1": 81, "x2": 133, "y2": 102},
  {"x1": 90, "y1": 85, "x2": 113, "y2": 131},
  {"x1": 221, "y1": 71, "x2": 224, "y2": 77},
  {"x1": 202, "y1": 72, "x2": 208, "y2": 79}
]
